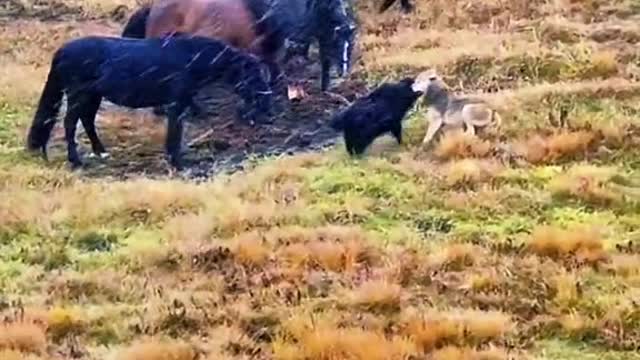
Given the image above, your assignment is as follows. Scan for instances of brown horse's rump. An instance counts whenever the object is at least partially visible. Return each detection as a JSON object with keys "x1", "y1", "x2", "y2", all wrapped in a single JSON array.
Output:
[{"x1": 146, "y1": 0, "x2": 261, "y2": 53}]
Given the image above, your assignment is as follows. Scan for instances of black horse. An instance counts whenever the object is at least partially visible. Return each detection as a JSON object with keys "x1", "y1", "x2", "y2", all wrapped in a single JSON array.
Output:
[
  {"x1": 378, "y1": 0, "x2": 413, "y2": 13},
  {"x1": 121, "y1": 0, "x2": 358, "y2": 92},
  {"x1": 26, "y1": 34, "x2": 274, "y2": 170}
]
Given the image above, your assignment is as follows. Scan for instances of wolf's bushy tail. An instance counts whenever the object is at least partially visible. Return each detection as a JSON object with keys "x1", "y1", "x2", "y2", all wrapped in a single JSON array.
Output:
[
  {"x1": 121, "y1": 5, "x2": 151, "y2": 38},
  {"x1": 26, "y1": 60, "x2": 64, "y2": 152}
]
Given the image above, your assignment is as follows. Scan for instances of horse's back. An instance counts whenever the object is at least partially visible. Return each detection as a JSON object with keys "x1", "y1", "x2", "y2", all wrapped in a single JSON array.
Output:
[{"x1": 146, "y1": 0, "x2": 258, "y2": 50}]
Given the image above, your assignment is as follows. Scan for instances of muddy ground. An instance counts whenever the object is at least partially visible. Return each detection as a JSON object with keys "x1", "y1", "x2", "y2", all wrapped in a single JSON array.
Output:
[{"x1": 44, "y1": 55, "x2": 369, "y2": 180}]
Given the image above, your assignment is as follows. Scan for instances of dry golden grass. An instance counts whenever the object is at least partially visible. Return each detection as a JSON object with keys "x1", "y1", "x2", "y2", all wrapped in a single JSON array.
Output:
[
  {"x1": 444, "y1": 159, "x2": 503, "y2": 188},
  {"x1": 479, "y1": 78, "x2": 640, "y2": 116},
  {"x1": 163, "y1": 212, "x2": 216, "y2": 243},
  {"x1": 273, "y1": 225, "x2": 380, "y2": 272},
  {"x1": 548, "y1": 165, "x2": 623, "y2": 206},
  {"x1": 401, "y1": 308, "x2": 513, "y2": 351},
  {"x1": 231, "y1": 231, "x2": 271, "y2": 267},
  {"x1": 430, "y1": 345, "x2": 510, "y2": 360},
  {"x1": 0, "y1": 350, "x2": 34, "y2": 360},
  {"x1": 429, "y1": 243, "x2": 483, "y2": 271},
  {"x1": 118, "y1": 339, "x2": 197, "y2": 360},
  {"x1": 0, "y1": 321, "x2": 47, "y2": 355},
  {"x1": 514, "y1": 130, "x2": 597, "y2": 164},
  {"x1": 606, "y1": 254, "x2": 640, "y2": 278},
  {"x1": 46, "y1": 307, "x2": 86, "y2": 341},
  {"x1": 15, "y1": 0, "x2": 138, "y2": 16},
  {"x1": 552, "y1": 272, "x2": 581, "y2": 309},
  {"x1": 466, "y1": 272, "x2": 500, "y2": 292},
  {"x1": 346, "y1": 279, "x2": 403, "y2": 311},
  {"x1": 275, "y1": 315, "x2": 418, "y2": 360},
  {"x1": 527, "y1": 225, "x2": 608, "y2": 264},
  {"x1": 558, "y1": 313, "x2": 596, "y2": 338},
  {"x1": 581, "y1": 50, "x2": 619, "y2": 79},
  {"x1": 434, "y1": 130, "x2": 493, "y2": 160}
]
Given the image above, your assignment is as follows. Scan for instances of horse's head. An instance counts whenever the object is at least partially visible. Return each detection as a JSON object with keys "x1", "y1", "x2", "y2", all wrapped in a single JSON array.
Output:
[
  {"x1": 234, "y1": 55, "x2": 275, "y2": 125},
  {"x1": 323, "y1": 0, "x2": 357, "y2": 77}
]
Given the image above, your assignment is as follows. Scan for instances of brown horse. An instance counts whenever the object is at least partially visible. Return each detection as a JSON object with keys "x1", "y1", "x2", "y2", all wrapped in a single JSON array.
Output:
[{"x1": 145, "y1": 0, "x2": 287, "y2": 88}]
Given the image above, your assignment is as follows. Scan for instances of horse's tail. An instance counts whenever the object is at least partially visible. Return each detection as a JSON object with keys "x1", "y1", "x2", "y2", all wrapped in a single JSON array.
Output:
[
  {"x1": 26, "y1": 59, "x2": 64, "y2": 152},
  {"x1": 121, "y1": 5, "x2": 151, "y2": 38}
]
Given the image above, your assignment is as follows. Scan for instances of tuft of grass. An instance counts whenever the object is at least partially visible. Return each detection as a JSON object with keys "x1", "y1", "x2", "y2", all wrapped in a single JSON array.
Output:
[
  {"x1": 118, "y1": 339, "x2": 197, "y2": 360},
  {"x1": 401, "y1": 308, "x2": 513, "y2": 351},
  {"x1": 548, "y1": 165, "x2": 624, "y2": 206},
  {"x1": 430, "y1": 345, "x2": 510, "y2": 360},
  {"x1": 580, "y1": 50, "x2": 619, "y2": 79},
  {"x1": 444, "y1": 159, "x2": 502, "y2": 188},
  {"x1": 430, "y1": 243, "x2": 482, "y2": 271},
  {"x1": 47, "y1": 307, "x2": 86, "y2": 342},
  {"x1": 434, "y1": 130, "x2": 493, "y2": 160},
  {"x1": 231, "y1": 231, "x2": 271, "y2": 267},
  {"x1": 276, "y1": 312, "x2": 418, "y2": 360},
  {"x1": 558, "y1": 313, "x2": 597, "y2": 339},
  {"x1": 346, "y1": 279, "x2": 403, "y2": 312},
  {"x1": 0, "y1": 321, "x2": 47, "y2": 355},
  {"x1": 516, "y1": 130, "x2": 597, "y2": 164},
  {"x1": 606, "y1": 254, "x2": 640, "y2": 278},
  {"x1": 552, "y1": 272, "x2": 581, "y2": 309},
  {"x1": 527, "y1": 225, "x2": 608, "y2": 264}
]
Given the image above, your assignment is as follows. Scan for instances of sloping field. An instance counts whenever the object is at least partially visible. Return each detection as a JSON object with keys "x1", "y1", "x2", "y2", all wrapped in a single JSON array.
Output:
[{"x1": 1, "y1": 0, "x2": 640, "y2": 359}]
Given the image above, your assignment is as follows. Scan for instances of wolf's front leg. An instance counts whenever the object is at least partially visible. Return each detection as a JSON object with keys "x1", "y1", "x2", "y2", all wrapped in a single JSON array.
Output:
[{"x1": 422, "y1": 111, "x2": 443, "y2": 146}]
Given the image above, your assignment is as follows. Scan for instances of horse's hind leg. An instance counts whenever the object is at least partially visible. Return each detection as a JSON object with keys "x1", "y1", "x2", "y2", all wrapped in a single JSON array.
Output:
[{"x1": 79, "y1": 94, "x2": 108, "y2": 158}]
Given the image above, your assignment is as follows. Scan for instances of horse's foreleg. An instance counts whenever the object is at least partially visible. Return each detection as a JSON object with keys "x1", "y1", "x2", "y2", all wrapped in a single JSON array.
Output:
[
  {"x1": 267, "y1": 60, "x2": 285, "y2": 87},
  {"x1": 79, "y1": 95, "x2": 108, "y2": 159},
  {"x1": 319, "y1": 47, "x2": 332, "y2": 92},
  {"x1": 165, "y1": 101, "x2": 188, "y2": 170},
  {"x1": 63, "y1": 97, "x2": 83, "y2": 169},
  {"x1": 391, "y1": 121, "x2": 403, "y2": 145},
  {"x1": 400, "y1": 0, "x2": 414, "y2": 12}
]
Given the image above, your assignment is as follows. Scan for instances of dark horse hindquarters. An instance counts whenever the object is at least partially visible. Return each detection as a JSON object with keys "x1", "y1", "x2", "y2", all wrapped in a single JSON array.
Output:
[{"x1": 26, "y1": 35, "x2": 274, "y2": 170}]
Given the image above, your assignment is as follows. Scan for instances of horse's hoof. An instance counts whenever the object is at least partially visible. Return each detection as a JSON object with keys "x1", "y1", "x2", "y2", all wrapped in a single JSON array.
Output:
[
  {"x1": 171, "y1": 162, "x2": 183, "y2": 171},
  {"x1": 69, "y1": 161, "x2": 84, "y2": 170},
  {"x1": 40, "y1": 147, "x2": 49, "y2": 161},
  {"x1": 89, "y1": 152, "x2": 111, "y2": 160}
]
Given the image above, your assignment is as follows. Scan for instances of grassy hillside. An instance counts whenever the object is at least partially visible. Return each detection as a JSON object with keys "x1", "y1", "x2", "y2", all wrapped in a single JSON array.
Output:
[{"x1": 1, "y1": 0, "x2": 640, "y2": 359}]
